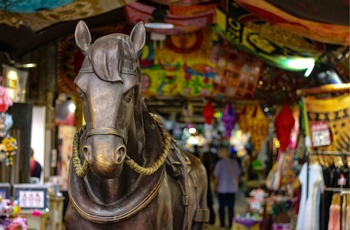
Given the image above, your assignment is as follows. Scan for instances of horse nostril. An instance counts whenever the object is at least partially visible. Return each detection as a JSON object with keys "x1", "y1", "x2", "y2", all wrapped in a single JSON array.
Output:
[
  {"x1": 83, "y1": 146, "x2": 91, "y2": 163},
  {"x1": 115, "y1": 145, "x2": 126, "y2": 164}
]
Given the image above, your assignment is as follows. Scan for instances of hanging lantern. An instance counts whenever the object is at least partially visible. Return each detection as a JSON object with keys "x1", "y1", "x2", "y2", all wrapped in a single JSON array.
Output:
[
  {"x1": 182, "y1": 101, "x2": 193, "y2": 128},
  {"x1": 275, "y1": 104, "x2": 295, "y2": 152},
  {"x1": 238, "y1": 103, "x2": 250, "y2": 133},
  {"x1": 221, "y1": 103, "x2": 237, "y2": 139},
  {"x1": 245, "y1": 101, "x2": 269, "y2": 151},
  {"x1": 202, "y1": 100, "x2": 214, "y2": 124}
]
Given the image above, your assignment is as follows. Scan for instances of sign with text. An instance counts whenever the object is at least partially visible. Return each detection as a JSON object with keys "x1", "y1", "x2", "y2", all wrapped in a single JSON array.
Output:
[{"x1": 311, "y1": 121, "x2": 331, "y2": 147}]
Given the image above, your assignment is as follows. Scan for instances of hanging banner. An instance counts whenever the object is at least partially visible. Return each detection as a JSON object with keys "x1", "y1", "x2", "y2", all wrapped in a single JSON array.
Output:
[
  {"x1": 212, "y1": 45, "x2": 262, "y2": 98},
  {"x1": 304, "y1": 94, "x2": 350, "y2": 152},
  {"x1": 124, "y1": 2, "x2": 215, "y2": 35},
  {"x1": 235, "y1": 0, "x2": 350, "y2": 46},
  {"x1": 140, "y1": 27, "x2": 216, "y2": 97},
  {"x1": 0, "y1": 0, "x2": 133, "y2": 31},
  {"x1": 140, "y1": 27, "x2": 264, "y2": 98},
  {"x1": 215, "y1": 0, "x2": 340, "y2": 70}
]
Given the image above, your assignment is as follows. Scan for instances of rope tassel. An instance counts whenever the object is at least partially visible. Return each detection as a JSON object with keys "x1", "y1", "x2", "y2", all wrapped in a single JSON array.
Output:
[{"x1": 72, "y1": 125, "x2": 90, "y2": 177}]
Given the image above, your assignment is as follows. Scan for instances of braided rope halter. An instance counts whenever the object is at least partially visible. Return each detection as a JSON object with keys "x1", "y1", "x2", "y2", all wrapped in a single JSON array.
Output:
[{"x1": 72, "y1": 114, "x2": 171, "y2": 177}]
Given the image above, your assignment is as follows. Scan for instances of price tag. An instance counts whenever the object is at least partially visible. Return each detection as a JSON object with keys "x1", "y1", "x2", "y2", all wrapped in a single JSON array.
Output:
[{"x1": 311, "y1": 121, "x2": 331, "y2": 147}]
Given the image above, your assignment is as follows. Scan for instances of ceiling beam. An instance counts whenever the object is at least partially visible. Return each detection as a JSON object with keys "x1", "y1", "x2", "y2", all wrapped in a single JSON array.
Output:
[{"x1": 1, "y1": 7, "x2": 125, "y2": 58}]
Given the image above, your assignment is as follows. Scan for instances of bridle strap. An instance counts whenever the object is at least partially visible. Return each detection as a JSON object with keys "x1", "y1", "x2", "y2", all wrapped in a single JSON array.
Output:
[
  {"x1": 86, "y1": 128, "x2": 125, "y2": 141},
  {"x1": 73, "y1": 114, "x2": 170, "y2": 177}
]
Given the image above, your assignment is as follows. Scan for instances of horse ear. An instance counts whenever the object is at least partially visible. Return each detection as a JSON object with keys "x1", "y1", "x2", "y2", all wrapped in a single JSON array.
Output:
[
  {"x1": 75, "y1": 20, "x2": 92, "y2": 55},
  {"x1": 129, "y1": 22, "x2": 146, "y2": 54}
]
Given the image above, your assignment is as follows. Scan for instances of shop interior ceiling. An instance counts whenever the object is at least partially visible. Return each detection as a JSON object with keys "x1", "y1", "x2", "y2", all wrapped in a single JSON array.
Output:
[
  {"x1": 0, "y1": 0, "x2": 348, "y2": 55},
  {"x1": 0, "y1": 0, "x2": 349, "y2": 112}
]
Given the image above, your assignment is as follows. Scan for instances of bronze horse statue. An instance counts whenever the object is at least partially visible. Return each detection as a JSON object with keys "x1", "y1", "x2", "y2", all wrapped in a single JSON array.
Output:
[{"x1": 64, "y1": 20, "x2": 209, "y2": 229}]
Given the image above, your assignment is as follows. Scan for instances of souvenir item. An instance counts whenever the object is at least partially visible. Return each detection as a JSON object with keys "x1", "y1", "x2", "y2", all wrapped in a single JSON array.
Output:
[
  {"x1": 275, "y1": 104, "x2": 295, "y2": 152},
  {"x1": 221, "y1": 103, "x2": 237, "y2": 139}
]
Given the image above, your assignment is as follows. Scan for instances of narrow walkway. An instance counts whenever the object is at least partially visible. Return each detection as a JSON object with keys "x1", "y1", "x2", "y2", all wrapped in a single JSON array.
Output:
[{"x1": 205, "y1": 191, "x2": 248, "y2": 230}]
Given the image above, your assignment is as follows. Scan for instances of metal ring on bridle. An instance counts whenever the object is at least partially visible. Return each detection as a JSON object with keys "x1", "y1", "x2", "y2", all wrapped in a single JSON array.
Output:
[{"x1": 72, "y1": 114, "x2": 171, "y2": 177}]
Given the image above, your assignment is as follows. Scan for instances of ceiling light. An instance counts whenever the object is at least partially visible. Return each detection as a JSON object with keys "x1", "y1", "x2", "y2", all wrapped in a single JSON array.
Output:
[
  {"x1": 145, "y1": 22, "x2": 174, "y2": 29},
  {"x1": 4, "y1": 52, "x2": 37, "y2": 69},
  {"x1": 69, "y1": 102, "x2": 76, "y2": 113},
  {"x1": 189, "y1": 127, "x2": 197, "y2": 134},
  {"x1": 286, "y1": 58, "x2": 315, "y2": 70},
  {"x1": 16, "y1": 63, "x2": 37, "y2": 68}
]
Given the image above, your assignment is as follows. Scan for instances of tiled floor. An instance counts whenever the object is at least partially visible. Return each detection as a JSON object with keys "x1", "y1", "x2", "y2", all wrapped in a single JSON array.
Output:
[{"x1": 204, "y1": 191, "x2": 248, "y2": 230}]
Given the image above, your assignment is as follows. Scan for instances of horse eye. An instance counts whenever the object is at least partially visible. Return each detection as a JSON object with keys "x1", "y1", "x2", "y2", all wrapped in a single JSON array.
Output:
[{"x1": 124, "y1": 88, "x2": 134, "y2": 102}]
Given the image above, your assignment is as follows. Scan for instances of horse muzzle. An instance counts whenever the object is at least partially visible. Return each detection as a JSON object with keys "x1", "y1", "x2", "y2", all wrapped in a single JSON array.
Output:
[{"x1": 83, "y1": 136, "x2": 127, "y2": 178}]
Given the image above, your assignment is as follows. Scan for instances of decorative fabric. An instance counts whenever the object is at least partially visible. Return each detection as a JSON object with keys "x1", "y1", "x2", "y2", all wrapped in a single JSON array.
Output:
[
  {"x1": 296, "y1": 162, "x2": 324, "y2": 230},
  {"x1": 0, "y1": 0, "x2": 134, "y2": 30},
  {"x1": 304, "y1": 94, "x2": 350, "y2": 152},
  {"x1": 124, "y1": 2, "x2": 215, "y2": 35},
  {"x1": 235, "y1": 0, "x2": 350, "y2": 45},
  {"x1": 215, "y1": 0, "x2": 343, "y2": 70},
  {"x1": 212, "y1": 45, "x2": 262, "y2": 98},
  {"x1": 140, "y1": 27, "x2": 216, "y2": 97},
  {"x1": 254, "y1": 66, "x2": 309, "y2": 105},
  {"x1": 0, "y1": 0, "x2": 73, "y2": 12}
]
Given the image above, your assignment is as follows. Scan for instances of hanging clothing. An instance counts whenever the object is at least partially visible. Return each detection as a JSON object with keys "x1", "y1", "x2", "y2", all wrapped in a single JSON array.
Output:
[
  {"x1": 320, "y1": 166, "x2": 336, "y2": 230},
  {"x1": 328, "y1": 194, "x2": 348, "y2": 230},
  {"x1": 296, "y1": 162, "x2": 324, "y2": 230}
]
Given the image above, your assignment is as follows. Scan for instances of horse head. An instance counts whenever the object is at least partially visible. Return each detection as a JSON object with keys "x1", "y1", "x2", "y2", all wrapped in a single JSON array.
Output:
[{"x1": 73, "y1": 20, "x2": 146, "y2": 179}]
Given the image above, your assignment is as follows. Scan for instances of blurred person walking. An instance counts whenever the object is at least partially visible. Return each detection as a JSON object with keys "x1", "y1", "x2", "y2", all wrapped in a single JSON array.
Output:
[
  {"x1": 214, "y1": 147, "x2": 241, "y2": 229},
  {"x1": 30, "y1": 148, "x2": 42, "y2": 181},
  {"x1": 201, "y1": 149, "x2": 216, "y2": 225}
]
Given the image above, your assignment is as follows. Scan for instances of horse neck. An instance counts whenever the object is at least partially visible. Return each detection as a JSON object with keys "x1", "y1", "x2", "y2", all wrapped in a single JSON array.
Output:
[
  {"x1": 84, "y1": 108, "x2": 147, "y2": 204},
  {"x1": 85, "y1": 166, "x2": 142, "y2": 204}
]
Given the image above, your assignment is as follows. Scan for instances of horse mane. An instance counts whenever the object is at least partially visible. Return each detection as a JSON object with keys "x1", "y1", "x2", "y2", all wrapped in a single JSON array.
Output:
[{"x1": 81, "y1": 34, "x2": 138, "y2": 83}]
